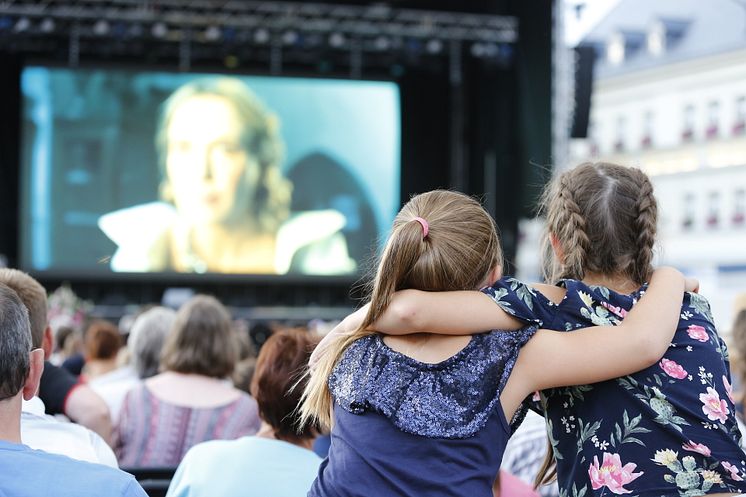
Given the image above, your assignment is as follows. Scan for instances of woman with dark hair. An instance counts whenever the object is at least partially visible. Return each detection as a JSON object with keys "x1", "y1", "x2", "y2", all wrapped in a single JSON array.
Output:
[
  {"x1": 114, "y1": 295, "x2": 260, "y2": 468},
  {"x1": 99, "y1": 77, "x2": 355, "y2": 275},
  {"x1": 166, "y1": 329, "x2": 321, "y2": 497}
]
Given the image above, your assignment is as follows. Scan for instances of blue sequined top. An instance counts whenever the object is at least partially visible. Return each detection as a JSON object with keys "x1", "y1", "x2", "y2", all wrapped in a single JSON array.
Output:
[
  {"x1": 309, "y1": 328, "x2": 537, "y2": 497},
  {"x1": 483, "y1": 277, "x2": 746, "y2": 497}
]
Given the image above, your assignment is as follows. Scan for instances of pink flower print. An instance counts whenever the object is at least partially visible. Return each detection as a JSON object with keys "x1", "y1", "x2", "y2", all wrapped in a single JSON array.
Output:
[
  {"x1": 660, "y1": 359, "x2": 688, "y2": 379},
  {"x1": 687, "y1": 324, "x2": 709, "y2": 342},
  {"x1": 723, "y1": 375, "x2": 735, "y2": 403},
  {"x1": 682, "y1": 441, "x2": 711, "y2": 457},
  {"x1": 722, "y1": 461, "x2": 744, "y2": 481},
  {"x1": 588, "y1": 453, "x2": 644, "y2": 495},
  {"x1": 700, "y1": 387, "x2": 729, "y2": 423},
  {"x1": 601, "y1": 301, "x2": 628, "y2": 319}
]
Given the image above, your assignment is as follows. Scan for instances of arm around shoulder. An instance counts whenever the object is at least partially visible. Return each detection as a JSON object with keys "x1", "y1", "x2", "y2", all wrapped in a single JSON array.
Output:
[
  {"x1": 373, "y1": 289, "x2": 523, "y2": 335},
  {"x1": 518, "y1": 266, "x2": 686, "y2": 392}
]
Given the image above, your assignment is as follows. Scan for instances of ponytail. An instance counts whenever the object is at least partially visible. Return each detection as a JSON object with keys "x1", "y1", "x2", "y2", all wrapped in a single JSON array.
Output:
[{"x1": 298, "y1": 190, "x2": 501, "y2": 429}]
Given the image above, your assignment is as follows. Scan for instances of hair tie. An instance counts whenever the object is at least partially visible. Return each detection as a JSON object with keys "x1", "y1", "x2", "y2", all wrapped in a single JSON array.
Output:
[{"x1": 413, "y1": 217, "x2": 429, "y2": 238}]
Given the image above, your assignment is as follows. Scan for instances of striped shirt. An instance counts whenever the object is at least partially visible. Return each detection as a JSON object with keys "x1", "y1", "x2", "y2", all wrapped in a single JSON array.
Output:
[{"x1": 115, "y1": 384, "x2": 260, "y2": 468}]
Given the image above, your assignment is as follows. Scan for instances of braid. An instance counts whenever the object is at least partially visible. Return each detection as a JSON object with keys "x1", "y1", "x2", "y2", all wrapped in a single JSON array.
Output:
[
  {"x1": 629, "y1": 168, "x2": 657, "y2": 284},
  {"x1": 554, "y1": 173, "x2": 591, "y2": 280}
]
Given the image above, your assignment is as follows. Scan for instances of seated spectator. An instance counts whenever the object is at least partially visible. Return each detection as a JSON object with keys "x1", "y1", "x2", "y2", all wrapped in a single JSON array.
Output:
[
  {"x1": 90, "y1": 306, "x2": 175, "y2": 423},
  {"x1": 500, "y1": 410, "x2": 559, "y2": 497},
  {"x1": 128, "y1": 307, "x2": 177, "y2": 380},
  {"x1": 116, "y1": 295, "x2": 260, "y2": 467},
  {"x1": 49, "y1": 325, "x2": 82, "y2": 366},
  {"x1": 83, "y1": 320, "x2": 123, "y2": 380},
  {"x1": 0, "y1": 268, "x2": 115, "y2": 462},
  {"x1": 231, "y1": 320, "x2": 258, "y2": 394},
  {"x1": 167, "y1": 328, "x2": 321, "y2": 497},
  {"x1": 0, "y1": 283, "x2": 146, "y2": 497}
]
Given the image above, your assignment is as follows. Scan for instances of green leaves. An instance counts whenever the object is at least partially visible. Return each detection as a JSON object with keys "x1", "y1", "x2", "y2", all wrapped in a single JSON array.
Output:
[{"x1": 610, "y1": 411, "x2": 650, "y2": 448}]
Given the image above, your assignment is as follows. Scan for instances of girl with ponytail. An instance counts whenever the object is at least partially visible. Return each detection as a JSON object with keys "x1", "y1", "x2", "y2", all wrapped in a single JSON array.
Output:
[
  {"x1": 335, "y1": 165, "x2": 746, "y2": 497},
  {"x1": 300, "y1": 189, "x2": 689, "y2": 497}
]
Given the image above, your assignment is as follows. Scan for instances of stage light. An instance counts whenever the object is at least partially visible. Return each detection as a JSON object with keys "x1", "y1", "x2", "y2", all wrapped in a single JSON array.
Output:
[
  {"x1": 222, "y1": 26, "x2": 237, "y2": 43},
  {"x1": 204, "y1": 25, "x2": 221, "y2": 41},
  {"x1": 470, "y1": 42, "x2": 485, "y2": 58},
  {"x1": 151, "y1": 22, "x2": 167, "y2": 38},
  {"x1": 328, "y1": 32, "x2": 346, "y2": 48},
  {"x1": 93, "y1": 19, "x2": 110, "y2": 36},
  {"x1": 40, "y1": 17, "x2": 55, "y2": 33},
  {"x1": 426, "y1": 39, "x2": 443, "y2": 54},
  {"x1": 14, "y1": 17, "x2": 31, "y2": 33},
  {"x1": 112, "y1": 21, "x2": 127, "y2": 38},
  {"x1": 482, "y1": 43, "x2": 500, "y2": 57},
  {"x1": 281, "y1": 30, "x2": 299, "y2": 46},
  {"x1": 374, "y1": 35, "x2": 391, "y2": 51},
  {"x1": 253, "y1": 27, "x2": 270, "y2": 44}
]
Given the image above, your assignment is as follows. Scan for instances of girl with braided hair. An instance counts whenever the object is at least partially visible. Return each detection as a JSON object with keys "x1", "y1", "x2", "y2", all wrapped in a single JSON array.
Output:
[
  {"x1": 315, "y1": 163, "x2": 746, "y2": 497},
  {"x1": 300, "y1": 189, "x2": 691, "y2": 497}
]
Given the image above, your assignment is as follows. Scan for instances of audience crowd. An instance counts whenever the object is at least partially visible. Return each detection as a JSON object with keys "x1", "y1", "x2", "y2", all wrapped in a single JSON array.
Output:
[{"x1": 1, "y1": 193, "x2": 745, "y2": 497}]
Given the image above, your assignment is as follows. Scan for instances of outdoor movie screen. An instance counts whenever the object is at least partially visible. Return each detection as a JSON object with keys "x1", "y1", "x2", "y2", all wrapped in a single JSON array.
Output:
[{"x1": 20, "y1": 67, "x2": 400, "y2": 277}]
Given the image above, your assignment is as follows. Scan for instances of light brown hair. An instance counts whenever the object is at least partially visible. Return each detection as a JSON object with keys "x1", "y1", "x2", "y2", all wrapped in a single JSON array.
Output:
[
  {"x1": 541, "y1": 162, "x2": 657, "y2": 286},
  {"x1": 535, "y1": 161, "x2": 658, "y2": 489},
  {"x1": 156, "y1": 77, "x2": 292, "y2": 234},
  {"x1": 84, "y1": 320, "x2": 122, "y2": 360},
  {"x1": 251, "y1": 328, "x2": 319, "y2": 442},
  {"x1": 161, "y1": 295, "x2": 237, "y2": 378},
  {"x1": 299, "y1": 190, "x2": 502, "y2": 428},
  {"x1": 0, "y1": 269, "x2": 47, "y2": 349}
]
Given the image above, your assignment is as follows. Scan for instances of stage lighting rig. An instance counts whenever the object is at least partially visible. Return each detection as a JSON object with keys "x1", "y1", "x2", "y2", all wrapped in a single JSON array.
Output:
[{"x1": 0, "y1": 1, "x2": 518, "y2": 73}]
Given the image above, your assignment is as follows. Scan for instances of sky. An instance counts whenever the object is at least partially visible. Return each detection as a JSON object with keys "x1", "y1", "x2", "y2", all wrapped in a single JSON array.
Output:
[{"x1": 564, "y1": 0, "x2": 621, "y2": 46}]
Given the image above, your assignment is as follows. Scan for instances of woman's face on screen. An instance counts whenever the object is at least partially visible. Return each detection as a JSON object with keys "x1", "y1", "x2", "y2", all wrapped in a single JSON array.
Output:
[{"x1": 164, "y1": 94, "x2": 259, "y2": 227}]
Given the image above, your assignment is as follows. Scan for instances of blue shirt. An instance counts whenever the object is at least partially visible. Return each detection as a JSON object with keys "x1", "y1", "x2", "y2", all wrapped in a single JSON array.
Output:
[
  {"x1": 166, "y1": 436, "x2": 321, "y2": 497},
  {"x1": 311, "y1": 328, "x2": 537, "y2": 497},
  {"x1": 0, "y1": 440, "x2": 146, "y2": 497},
  {"x1": 483, "y1": 277, "x2": 746, "y2": 497}
]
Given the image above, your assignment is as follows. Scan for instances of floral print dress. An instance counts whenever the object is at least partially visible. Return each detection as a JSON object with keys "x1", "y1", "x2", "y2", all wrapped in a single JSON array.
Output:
[{"x1": 483, "y1": 278, "x2": 746, "y2": 497}]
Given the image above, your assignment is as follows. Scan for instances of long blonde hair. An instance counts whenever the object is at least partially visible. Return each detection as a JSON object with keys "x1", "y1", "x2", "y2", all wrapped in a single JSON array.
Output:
[{"x1": 298, "y1": 190, "x2": 503, "y2": 429}]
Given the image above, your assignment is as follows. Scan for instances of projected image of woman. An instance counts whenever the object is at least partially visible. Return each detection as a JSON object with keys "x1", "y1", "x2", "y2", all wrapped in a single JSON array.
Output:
[{"x1": 99, "y1": 78, "x2": 356, "y2": 275}]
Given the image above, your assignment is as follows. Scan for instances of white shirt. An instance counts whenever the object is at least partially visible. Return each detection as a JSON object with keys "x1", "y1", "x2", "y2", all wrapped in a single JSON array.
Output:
[
  {"x1": 21, "y1": 396, "x2": 118, "y2": 468},
  {"x1": 88, "y1": 366, "x2": 141, "y2": 423}
]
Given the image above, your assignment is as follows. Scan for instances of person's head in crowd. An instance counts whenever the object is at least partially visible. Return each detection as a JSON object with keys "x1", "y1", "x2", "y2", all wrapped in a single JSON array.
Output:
[
  {"x1": 55, "y1": 325, "x2": 75, "y2": 354},
  {"x1": 0, "y1": 283, "x2": 44, "y2": 438},
  {"x1": 127, "y1": 306, "x2": 176, "y2": 379},
  {"x1": 541, "y1": 162, "x2": 657, "y2": 287},
  {"x1": 251, "y1": 328, "x2": 319, "y2": 446},
  {"x1": 0, "y1": 269, "x2": 51, "y2": 356},
  {"x1": 302, "y1": 190, "x2": 502, "y2": 427},
  {"x1": 161, "y1": 295, "x2": 237, "y2": 378},
  {"x1": 83, "y1": 320, "x2": 122, "y2": 379},
  {"x1": 156, "y1": 77, "x2": 292, "y2": 235},
  {"x1": 84, "y1": 321, "x2": 122, "y2": 360},
  {"x1": 232, "y1": 358, "x2": 257, "y2": 395},
  {"x1": 233, "y1": 320, "x2": 256, "y2": 361}
]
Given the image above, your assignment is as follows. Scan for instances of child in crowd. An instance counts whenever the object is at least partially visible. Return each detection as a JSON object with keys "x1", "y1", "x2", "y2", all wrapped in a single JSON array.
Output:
[
  {"x1": 301, "y1": 189, "x2": 690, "y2": 497},
  {"x1": 345, "y1": 163, "x2": 746, "y2": 497}
]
